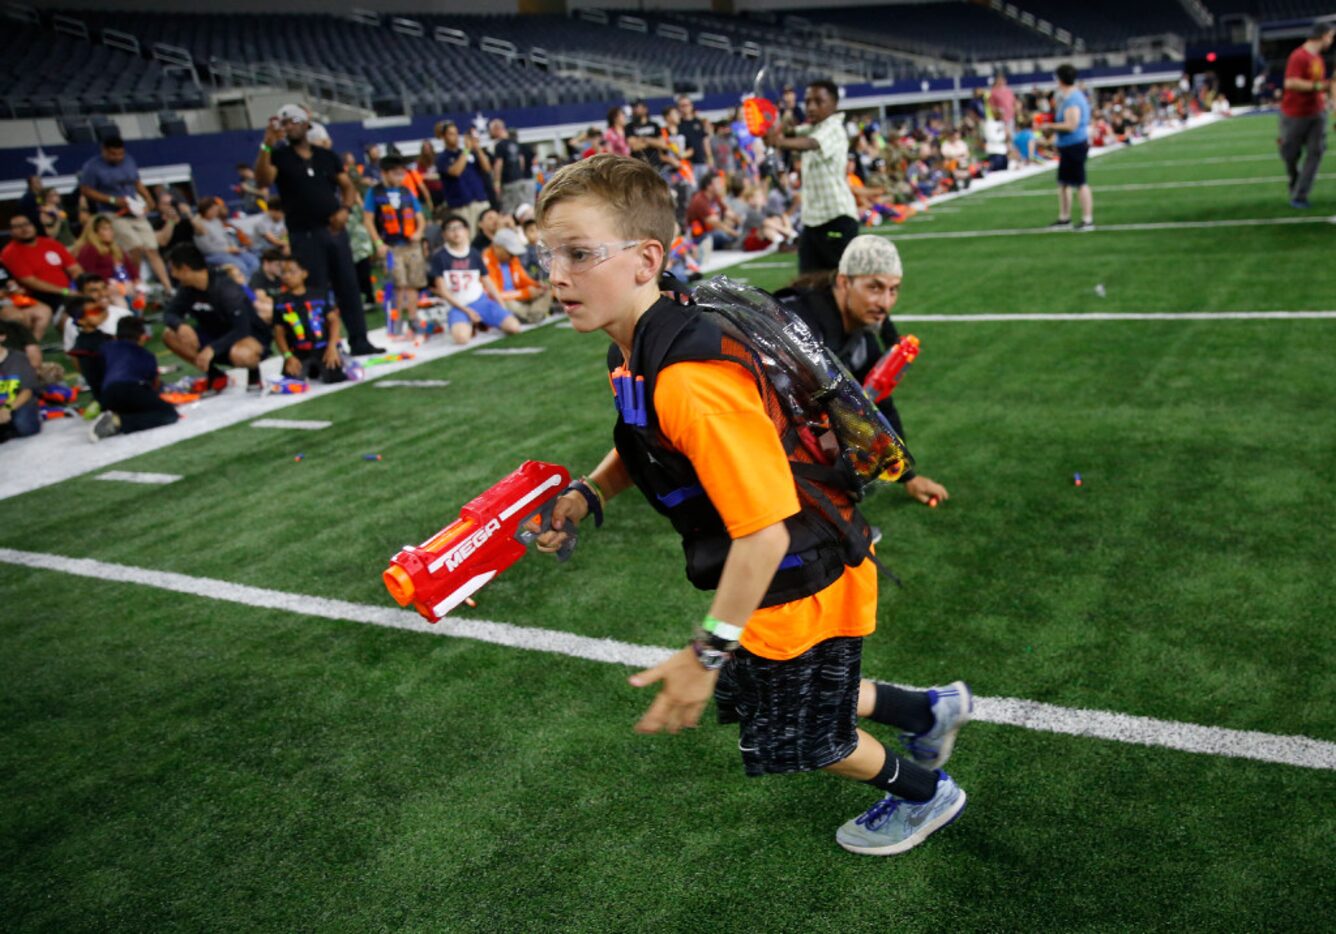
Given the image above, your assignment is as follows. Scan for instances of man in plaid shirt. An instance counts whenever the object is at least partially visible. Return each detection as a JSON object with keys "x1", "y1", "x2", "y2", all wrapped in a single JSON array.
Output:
[{"x1": 767, "y1": 79, "x2": 859, "y2": 273}]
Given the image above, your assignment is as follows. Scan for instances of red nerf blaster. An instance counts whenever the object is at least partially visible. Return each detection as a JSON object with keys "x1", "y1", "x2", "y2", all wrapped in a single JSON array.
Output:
[
  {"x1": 383, "y1": 460, "x2": 576, "y2": 622},
  {"x1": 862, "y1": 335, "x2": 921, "y2": 404}
]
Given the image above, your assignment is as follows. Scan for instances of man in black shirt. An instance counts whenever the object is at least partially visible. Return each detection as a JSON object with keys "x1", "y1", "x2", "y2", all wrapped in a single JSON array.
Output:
[
  {"x1": 627, "y1": 99, "x2": 670, "y2": 173},
  {"x1": 777, "y1": 236, "x2": 948, "y2": 507},
  {"x1": 254, "y1": 104, "x2": 382, "y2": 355},
  {"x1": 676, "y1": 95, "x2": 713, "y2": 188},
  {"x1": 162, "y1": 244, "x2": 272, "y2": 382},
  {"x1": 488, "y1": 118, "x2": 533, "y2": 216}
]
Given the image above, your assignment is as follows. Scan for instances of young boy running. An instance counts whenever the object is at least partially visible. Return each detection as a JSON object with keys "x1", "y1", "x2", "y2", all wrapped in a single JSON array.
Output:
[
  {"x1": 427, "y1": 214, "x2": 522, "y2": 346},
  {"x1": 533, "y1": 154, "x2": 972, "y2": 855}
]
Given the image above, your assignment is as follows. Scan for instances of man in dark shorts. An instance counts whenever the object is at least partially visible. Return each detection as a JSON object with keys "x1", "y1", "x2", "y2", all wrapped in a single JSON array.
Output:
[
  {"x1": 253, "y1": 104, "x2": 382, "y2": 355},
  {"x1": 1042, "y1": 64, "x2": 1094, "y2": 231},
  {"x1": 534, "y1": 154, "x2": 973, "y2": 856}
]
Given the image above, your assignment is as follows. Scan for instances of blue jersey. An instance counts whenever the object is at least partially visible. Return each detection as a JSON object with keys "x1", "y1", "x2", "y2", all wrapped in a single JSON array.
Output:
[{"x1": 1055, "y1": 89, "x2": 1090, "y2": 147}]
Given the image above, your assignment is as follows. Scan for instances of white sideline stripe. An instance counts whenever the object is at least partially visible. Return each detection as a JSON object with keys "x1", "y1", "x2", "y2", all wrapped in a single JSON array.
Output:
[
  {"x1": 888, "y1": 215, "x2": 1334, "y2": 241},
  {"x1": 374, "y1": 380, "x2": 452, "y2": 388},
  {"x1": 1, "y1": 545, "x2": 1332, "y2": 773},
  {"x1": 250, "y1": 418, "x2": 332, "y2": 431},
  {"x1": 1093, "y1": 153, "x2": 1279, "y2": 169},
  {"x1": 981, "y1": 174, "x2": 1332, "y2": 197},
  {"x1": 473, "y1": 347, "x2": 546, "y2": 355},
  {"x1": 895, "y1": 311, "x2": 1336, "y2": 322},
  {"x1": 94, "y1": 471, "x2": 182, "y2": 485}
]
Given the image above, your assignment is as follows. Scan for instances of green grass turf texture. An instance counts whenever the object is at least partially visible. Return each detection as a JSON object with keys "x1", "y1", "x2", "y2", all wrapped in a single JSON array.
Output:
[{"x1": 3, "y1": 115, "x2": 1334, "y2": 930}]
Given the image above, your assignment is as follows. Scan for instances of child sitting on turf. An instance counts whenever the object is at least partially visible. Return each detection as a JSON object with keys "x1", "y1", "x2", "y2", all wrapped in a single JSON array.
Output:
[
  {"x1": 363, "y1": 155, "x2": 427, "y2": 336},
  {"x1": 88, "y1": 316, "x2": 180, "y2": 442},
  {"x1": 271, "y1": 256, "x2": 346, "y2": 384},
  {"x1": 0, "y1": 324, "x2": 41, "y2": 441},
  {"x1": 427, "y1": 213, "x2": 522, "y2": 346},
  {"x1": 531, "y1": 154, "x2": 973, "y2": 858}
]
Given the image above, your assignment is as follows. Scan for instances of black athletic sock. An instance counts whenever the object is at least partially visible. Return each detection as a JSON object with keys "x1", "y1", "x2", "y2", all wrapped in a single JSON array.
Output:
[
  {"x1": 868, "y1": 682, "x2": 934, "y2": 734},
  {"x1": 864, "y1": 744, "x2": 939, "y2": 803}
]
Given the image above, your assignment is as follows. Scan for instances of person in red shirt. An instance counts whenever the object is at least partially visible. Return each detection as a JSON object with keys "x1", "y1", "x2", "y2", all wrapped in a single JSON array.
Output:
[
  {"x1": 1279, "y1": 22, "x2": 1334, "y2": 209},
  {"x1": 1, "y1": 214, "x2": 84, "y2": 306}
]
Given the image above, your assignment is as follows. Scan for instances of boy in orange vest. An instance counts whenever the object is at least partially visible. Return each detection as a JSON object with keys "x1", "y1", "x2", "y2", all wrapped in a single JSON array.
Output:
[{"x1": 362, "y1": 155, "x2": 426, "y2": 336}]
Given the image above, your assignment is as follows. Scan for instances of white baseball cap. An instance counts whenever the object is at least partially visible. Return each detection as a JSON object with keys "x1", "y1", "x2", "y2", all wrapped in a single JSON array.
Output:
[
  {"x1": 493, "y1": 227, "x2": 527, "y2": 256},
  {"x1": 275, "y1": 104, "x2": 309, "y2": 124}
]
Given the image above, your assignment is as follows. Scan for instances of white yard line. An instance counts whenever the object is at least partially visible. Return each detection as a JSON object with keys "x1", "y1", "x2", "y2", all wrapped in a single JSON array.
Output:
[
  {"x1": 1, "y1": 546, "x2": 1332, "y2": 773},
  {"x1": 896, "y1": 311, "x2": 1336, "y2": 322},
  {"x1": 94, "y1": 470, "x2": 182, "y2": 485},
  {"x1": 374, "y1": 380, "x2": 452, "y2": 388},
  {"x1": 888, "y1": 215, "x2": 1334, "y2": 241},
  {"x1": 979, "y1": 174, "x2": 1329, "y2": 197},
  {"x1": 250, "y1": 418, "x2": 332, "y2": 431},
  {"x1": 1091, "y1": 153, "x2": 1279, "y2": 170},
  {"x1": 473, "y1": 346, "x2": 547, "y2": 355}
]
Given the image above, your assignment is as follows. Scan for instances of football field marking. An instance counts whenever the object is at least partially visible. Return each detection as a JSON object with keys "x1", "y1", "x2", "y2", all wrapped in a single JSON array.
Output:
[
  {"x1": 374, "y1": 380, "x2": 452, "y2": 388},
  {"x1": 888, "y1": 215, "x2": 1334, "y2": 241},
  {"x1": 474, "y1": 347, "x2": 546, "y2": 356},
  {"x1": 94, "y1": 471, "x2": 183, "y2": 485},
  {"x1": 1, "y1": 546, "x2": 1332, "y2": 773},
  {"x1": 250, "y1": 418, "x2": 333, "y2": 430},
  {"x1": 1091, "y1": 153, "x2": 1279, "y2": 170},
  {"x1": 980, "y1": 174, "x2": 1332, "y2": 197},
  {"x1": 895, "y1": 311, "x2": 1336, "y2": 322}
]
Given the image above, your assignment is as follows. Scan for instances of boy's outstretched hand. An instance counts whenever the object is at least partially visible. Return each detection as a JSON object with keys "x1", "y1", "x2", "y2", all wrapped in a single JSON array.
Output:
[{"x1": 629, "y1": 647, "x2": 719, "y2": 734}]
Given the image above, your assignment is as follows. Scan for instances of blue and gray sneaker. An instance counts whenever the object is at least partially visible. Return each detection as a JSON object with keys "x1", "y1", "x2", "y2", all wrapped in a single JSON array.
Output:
[
  {"x1": 836, "y1": 771, "x2": 967, "y2": 856},
  {"x1": 901, "y1": 681, "x2": 973, "y2": 769}
]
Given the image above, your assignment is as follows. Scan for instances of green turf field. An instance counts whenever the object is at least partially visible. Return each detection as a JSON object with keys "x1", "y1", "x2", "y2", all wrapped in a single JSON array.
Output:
[{"x1": 3, "y1": 115, "x2": 1335, "y2": 931}]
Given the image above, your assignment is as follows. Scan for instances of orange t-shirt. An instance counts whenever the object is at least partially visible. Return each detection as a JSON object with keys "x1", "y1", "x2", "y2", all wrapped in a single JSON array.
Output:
[{"x1": 653, "y1": 358, "x2": 878, "y2": 660}]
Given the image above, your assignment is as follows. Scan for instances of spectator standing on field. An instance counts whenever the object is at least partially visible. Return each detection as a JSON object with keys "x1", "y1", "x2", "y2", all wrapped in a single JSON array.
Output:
[
  {"x1": 436, "y1": 121, "x2": 494, "y2": 238},
  {"x1": 78, "y1": 136, "x2": 173, "y2": 294},
  {"x1": 1041, "y1": 65, "x2": 1095, "y2": 231},
  {"x1": 988, "y1": 73, "x2": 1017, "y2": 130},
  {"x1": 255, "y1": 105, "x2": 382, "y2": 355},
  {"x1": 765, "y1": 79, "x2": 860, "y2": 273},
  {"x1": 1279, "y1": 23, "x2": 1334, "y2": 210},
  {"x1": 363, "y1": 155, "x2": 427, "y2": 335},
  {"x1": 490, "y1": 118, "x2": 534, "y2": 216},
  {"x1": 627, "y1": 99, "x2": 670, "y2": 174},
  {"x1": 677, "y1": 95, "x2": 714, "y2": 185},
  {"x1": 603, "y1": 107, "x2": 632, "y2": 158}
]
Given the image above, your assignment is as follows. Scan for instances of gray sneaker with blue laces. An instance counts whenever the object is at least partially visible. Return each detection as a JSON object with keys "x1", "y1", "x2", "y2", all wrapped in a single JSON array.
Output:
[
  {"x1": 900, "y1": 681, "x2": 973, "y2": 769},
  {"x1": 836, "y1": 771, "x2": 967, "y2": 856}
]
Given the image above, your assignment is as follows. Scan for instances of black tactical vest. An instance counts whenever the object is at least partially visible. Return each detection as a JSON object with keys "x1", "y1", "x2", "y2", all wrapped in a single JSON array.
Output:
[{"x1": 609, "y1": 297, "x2": 874, "y2": 607}]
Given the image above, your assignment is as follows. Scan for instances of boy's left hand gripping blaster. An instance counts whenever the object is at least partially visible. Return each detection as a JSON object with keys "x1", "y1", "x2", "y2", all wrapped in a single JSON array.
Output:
[{"x1": 383, "y1": 461, "x2": 576, "y2": 622}]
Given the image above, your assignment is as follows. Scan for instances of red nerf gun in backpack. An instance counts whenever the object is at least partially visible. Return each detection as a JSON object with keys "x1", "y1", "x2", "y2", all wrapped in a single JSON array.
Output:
[
  {"x1": 383, "y1": 460, "x2": 576, "y2": 622},
  {"x1": 862, "y1": 335, "x2": 921, "y2": 404}
]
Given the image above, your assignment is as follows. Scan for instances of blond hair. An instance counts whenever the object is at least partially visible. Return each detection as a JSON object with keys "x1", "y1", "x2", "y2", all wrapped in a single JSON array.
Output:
[
  {"x1": 75, "y1": 214, "x2": 124, "y2": 262},
  {"x1": 535, "y1": 154, "x2": 675, "y2": 256}
]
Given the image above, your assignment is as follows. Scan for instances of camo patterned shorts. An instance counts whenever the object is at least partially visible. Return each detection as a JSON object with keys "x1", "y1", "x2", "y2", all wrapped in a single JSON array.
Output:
[{"x1": 715, "y1": 636, "x2": 862, "y2": 777}]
